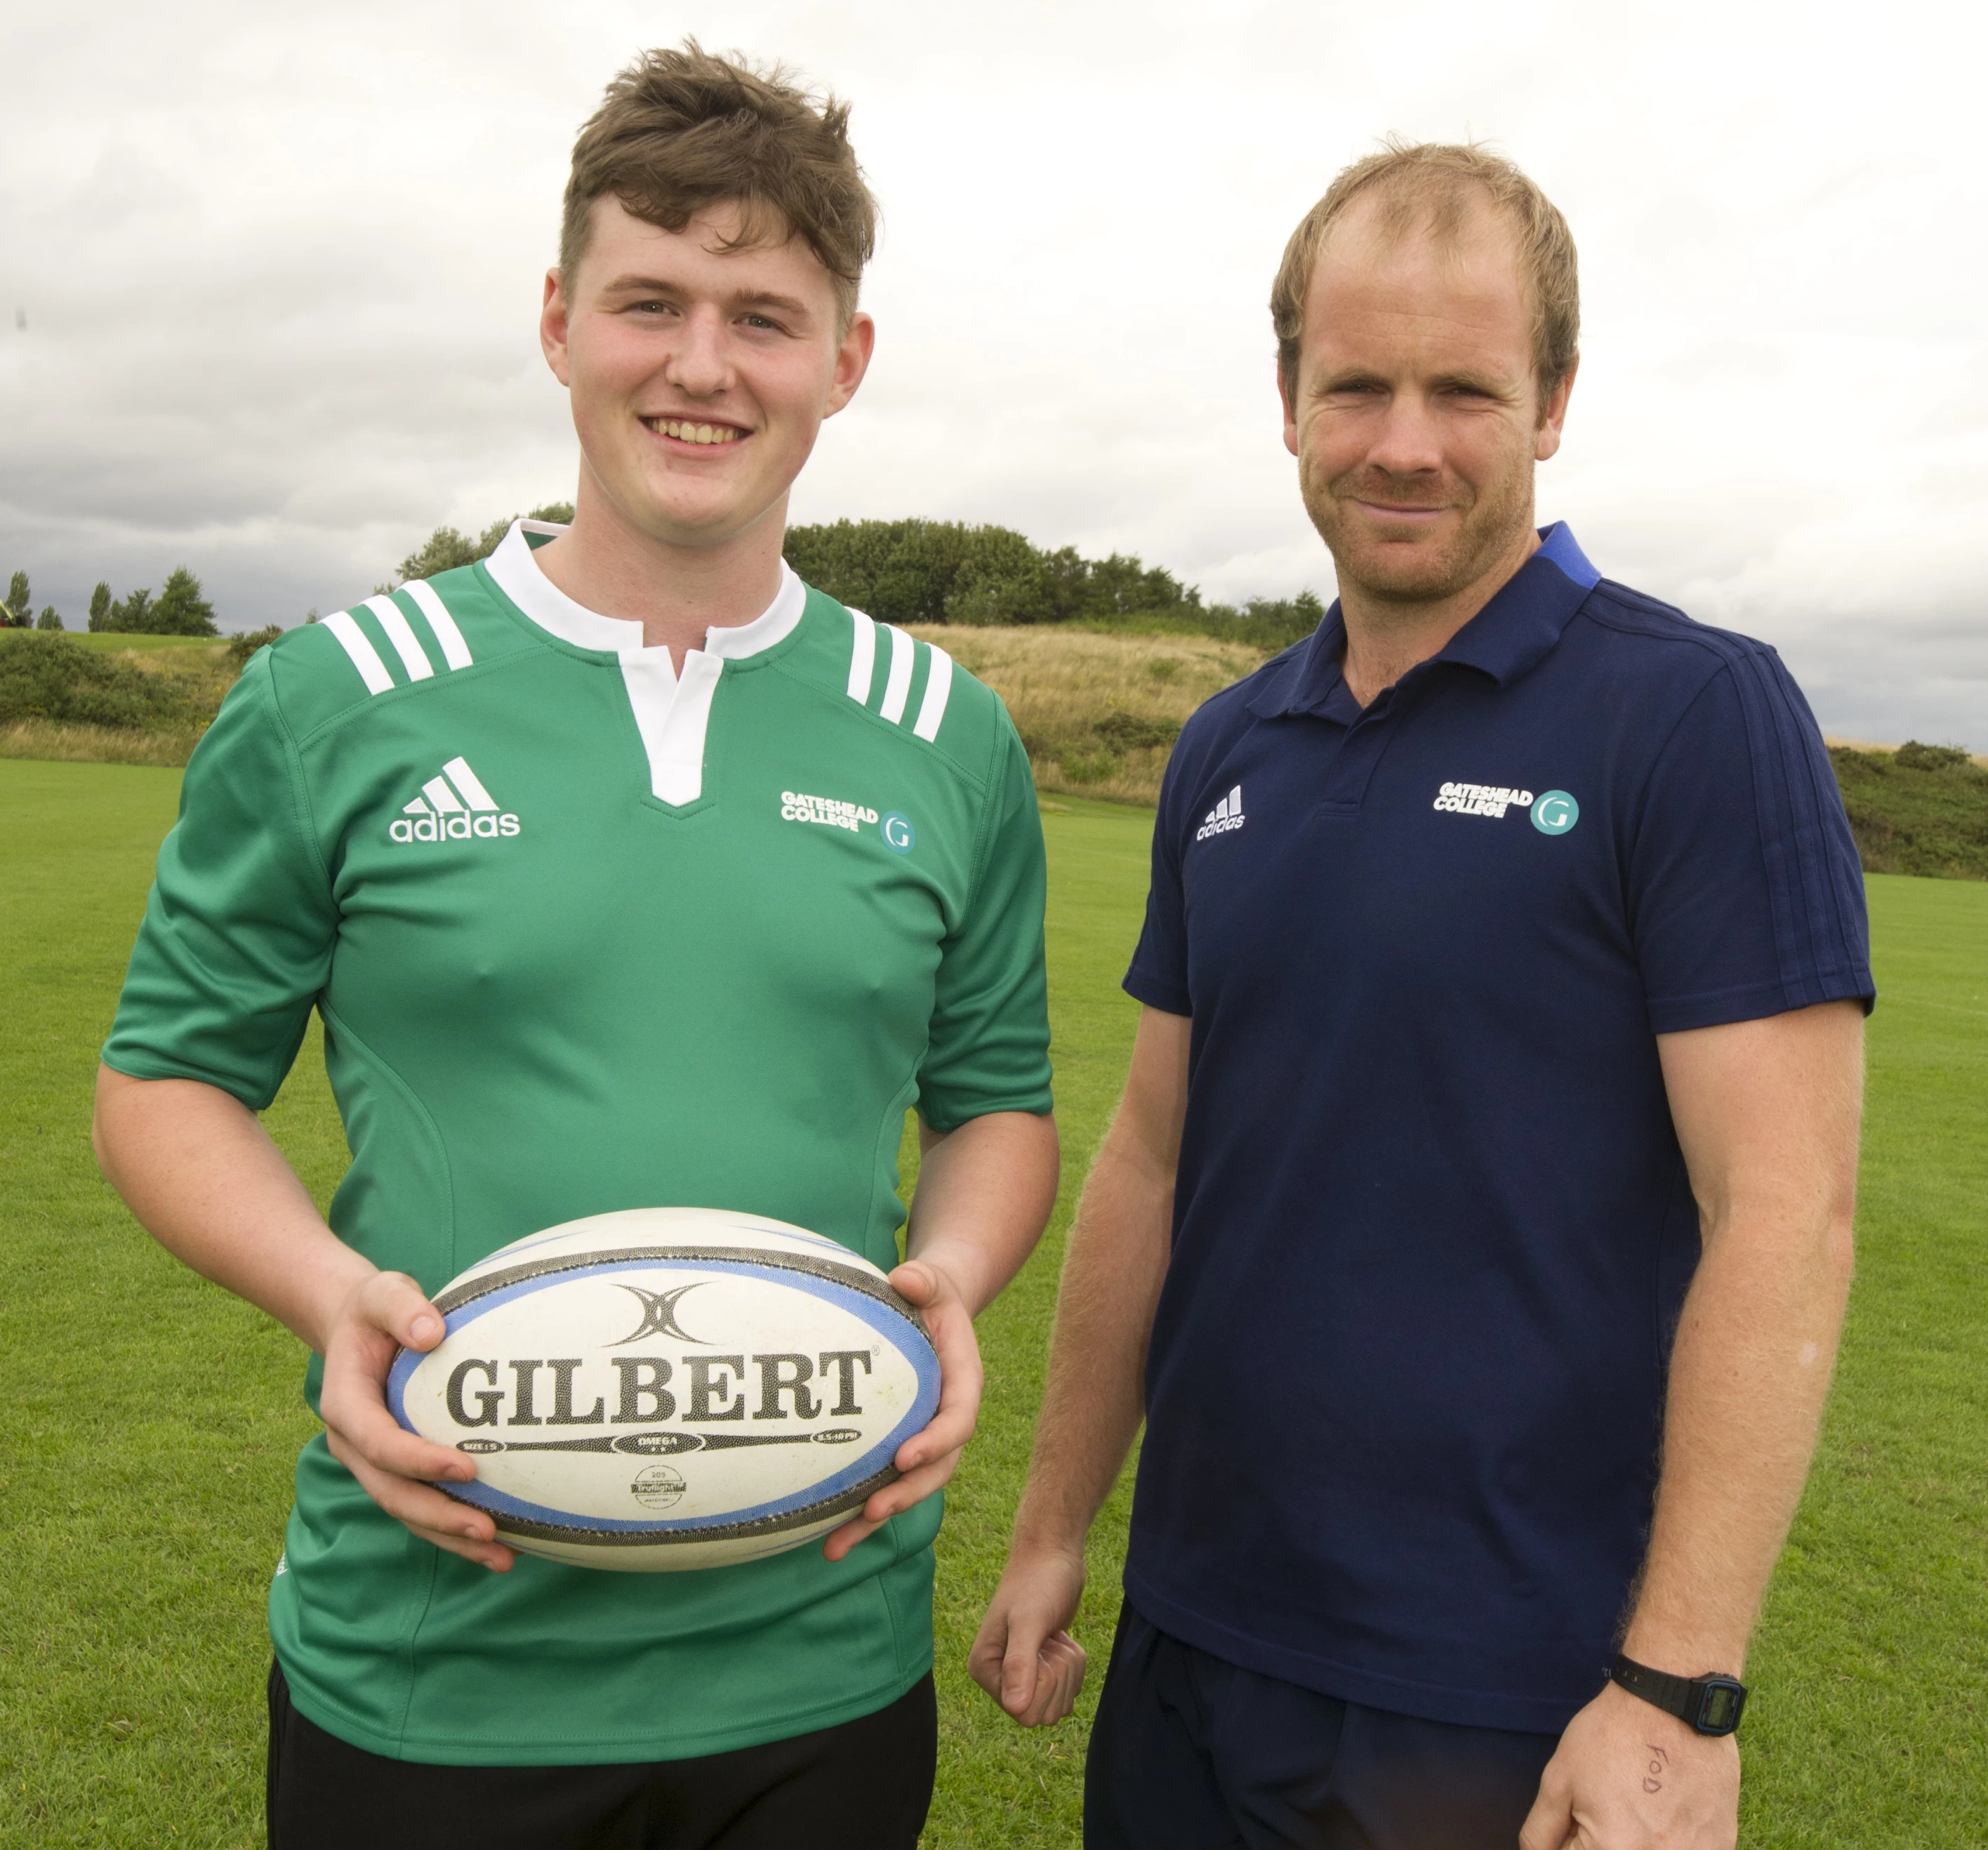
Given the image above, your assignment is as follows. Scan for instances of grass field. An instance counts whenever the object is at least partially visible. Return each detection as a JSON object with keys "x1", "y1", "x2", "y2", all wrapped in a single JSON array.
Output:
[{"x1": 1, "y1": 760, "x2": 1983, "y2": 1846}]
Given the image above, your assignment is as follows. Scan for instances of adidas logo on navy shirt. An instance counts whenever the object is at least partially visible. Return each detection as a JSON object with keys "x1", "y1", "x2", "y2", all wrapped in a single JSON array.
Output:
[
  {"x1": 1195, "y1": 784, "x2": 1245, "y2": 842},
  {"x1": 390, "y1": 757, "x2": 521, "y2": 843}
]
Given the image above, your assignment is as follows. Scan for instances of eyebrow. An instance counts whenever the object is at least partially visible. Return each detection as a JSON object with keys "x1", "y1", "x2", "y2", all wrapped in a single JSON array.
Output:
[{"x1": 597, "y1": 275, "x2": 814, "y2": 319}]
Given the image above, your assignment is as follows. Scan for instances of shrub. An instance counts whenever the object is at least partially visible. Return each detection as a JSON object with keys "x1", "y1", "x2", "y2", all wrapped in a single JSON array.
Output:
[
  {"x1": 395, "y1": 502, "x2": 576, "y2": 585},
  {"x1": 1894, "y1": 740, "x2": 1973, "y2": 772},
  {"x1": 228, "y1": 626, "x2": 285, "y2": 666},
  {"x1": 0, "y1": 635, "x2": 197, "y2": 730}
]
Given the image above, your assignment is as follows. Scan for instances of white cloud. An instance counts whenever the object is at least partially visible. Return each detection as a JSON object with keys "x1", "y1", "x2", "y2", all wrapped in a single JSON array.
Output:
[{"x1": 1, "y1": 0, "x2": 1982, "y2": 743}]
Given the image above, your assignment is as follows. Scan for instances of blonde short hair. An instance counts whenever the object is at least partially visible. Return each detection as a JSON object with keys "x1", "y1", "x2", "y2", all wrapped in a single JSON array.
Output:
[{"x1": 1271, "y1": 139, "x2": 1579, "y2": 411}]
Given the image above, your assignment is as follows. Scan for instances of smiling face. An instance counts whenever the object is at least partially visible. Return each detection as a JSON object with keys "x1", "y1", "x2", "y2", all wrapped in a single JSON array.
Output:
[
  {"x1": 1283, "y1": 191, "x2": 1575, "y2": 611},
  {"x1": 541, "y1": 197, "x2": 873, "y2": 556}
]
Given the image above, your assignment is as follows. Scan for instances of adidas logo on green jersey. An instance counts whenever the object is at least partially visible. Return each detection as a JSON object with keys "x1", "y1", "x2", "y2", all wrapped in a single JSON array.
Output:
[{"x1": 390, "y1": 756, "x2": 522, "y2": 843}]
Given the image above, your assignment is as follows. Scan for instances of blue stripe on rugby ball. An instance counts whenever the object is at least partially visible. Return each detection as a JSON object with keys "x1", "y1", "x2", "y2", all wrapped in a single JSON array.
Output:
[{"x1": 386, "y1": 1257, "x2": 939, "y2": 1537}]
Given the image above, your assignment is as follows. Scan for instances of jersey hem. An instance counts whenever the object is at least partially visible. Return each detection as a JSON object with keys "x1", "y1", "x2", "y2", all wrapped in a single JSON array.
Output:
[
  {"x1": 1122, "y1": 1571, "x2": 1596, "y2": 1736},
  {"x1": 1645, "y1": 970, "x2": 1875, "y2": 1036},
  {"x1": 916, "y1": 1086, "x2": 1056, "y2": 1135},
  {"x1": 1122, "y1": 967, "x2": 1191, "y2": 1017},
  {"x1": 97, "y1": 1046, "x2": 279, "y2": 1113},
  {"x1": 272, "y1": 1647, "x2": 936, "y2": 1767}
]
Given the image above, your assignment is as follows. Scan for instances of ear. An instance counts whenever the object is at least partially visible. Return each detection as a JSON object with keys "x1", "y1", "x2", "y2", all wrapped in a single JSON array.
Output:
[
  {"x1": 541, "y1": 270, "x2": 574, "y2": 388},
  {"x1": 1535, "y1": 352, "x2": 1579, "y2": 462},
  {"x1": 823, "y1": 310, "x2": 877, "y2": 418},
  {"x1": 1280, "y1": 357, "x2": 1300, "y2": 458}
]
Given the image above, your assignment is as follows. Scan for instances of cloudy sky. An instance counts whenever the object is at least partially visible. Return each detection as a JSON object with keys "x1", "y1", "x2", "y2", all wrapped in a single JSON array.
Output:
[{"x1": 3, "y1": 0, "x2": 1982, "y2": 745}]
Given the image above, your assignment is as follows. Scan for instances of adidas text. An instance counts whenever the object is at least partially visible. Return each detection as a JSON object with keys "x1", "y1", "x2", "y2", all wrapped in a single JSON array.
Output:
[
  {"x1": 1195, "y1": 784, "x2": 1245, "y2": 842},
  {"x1": 781, "y1": 790, "x2": 879, "y2": 833},
  {"x1": 1433, "y1": 781, "x2": 1534, "y2": 820},
  {"x1": 390, "y1": 756, "x2": 522, "y2": 843}
]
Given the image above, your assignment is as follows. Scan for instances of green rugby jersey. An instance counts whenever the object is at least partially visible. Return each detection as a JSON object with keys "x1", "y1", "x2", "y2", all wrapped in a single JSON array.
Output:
[{"x1": 102, "y1": 520, "x2": 1053, "y2": 1765}]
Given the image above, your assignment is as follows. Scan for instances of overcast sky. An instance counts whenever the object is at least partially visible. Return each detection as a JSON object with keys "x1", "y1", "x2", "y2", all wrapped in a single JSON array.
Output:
[{"x1": 3, "y1": 0, "x2": 1982, "y2": 745}]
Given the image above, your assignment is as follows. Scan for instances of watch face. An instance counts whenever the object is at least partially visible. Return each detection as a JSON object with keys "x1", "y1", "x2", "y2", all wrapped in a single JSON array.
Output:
[{"x1": 1698, "y1": 1682, "x2": 1744, "y2": 1734}]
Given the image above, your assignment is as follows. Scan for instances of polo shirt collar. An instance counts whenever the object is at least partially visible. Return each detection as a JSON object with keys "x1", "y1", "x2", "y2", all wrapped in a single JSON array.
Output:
[{"x1": 1248, "y1": 522, "x2": 1601, "y2": 722}]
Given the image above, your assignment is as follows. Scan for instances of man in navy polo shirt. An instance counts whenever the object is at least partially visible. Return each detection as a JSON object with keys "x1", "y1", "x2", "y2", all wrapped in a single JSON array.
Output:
[{"x1": 972, "y1": 143, "x2": 1869, "y2": 1849}]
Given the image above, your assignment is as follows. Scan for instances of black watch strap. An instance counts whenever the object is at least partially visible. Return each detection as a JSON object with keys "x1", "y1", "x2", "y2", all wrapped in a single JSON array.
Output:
[{"x1": 1610, "y1": 1653, "x2": 1747, "y2": 1736}]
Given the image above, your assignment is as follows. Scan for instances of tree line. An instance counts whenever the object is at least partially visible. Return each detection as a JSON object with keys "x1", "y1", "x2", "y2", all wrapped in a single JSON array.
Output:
[
  {"x1": 0, "y1": 566, "x2": 219, "y2": 635},
  {"x1": 387, "y1": 508, "x2": 1327, "y2": 650}
]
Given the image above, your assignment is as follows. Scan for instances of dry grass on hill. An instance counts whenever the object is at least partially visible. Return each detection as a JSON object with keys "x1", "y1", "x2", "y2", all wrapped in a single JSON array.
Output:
[
  {"x1": 910, "y1": 625, "x2": 1269, "y2": 807},
  {"x1": 0, "y1": 637, "x2": 241, "y2": 768}
]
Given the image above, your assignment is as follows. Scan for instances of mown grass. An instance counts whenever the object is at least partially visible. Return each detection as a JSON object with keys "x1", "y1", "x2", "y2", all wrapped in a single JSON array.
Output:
[{"x1": 1, "y1": 777, "x2": 1984, "y2": 1847}]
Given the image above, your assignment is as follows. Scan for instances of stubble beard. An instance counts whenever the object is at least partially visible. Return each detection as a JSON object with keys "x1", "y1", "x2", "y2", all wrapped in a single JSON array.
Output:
[{"x1": 1299, "y1": 451, "x2": 1537, "y2": 614}]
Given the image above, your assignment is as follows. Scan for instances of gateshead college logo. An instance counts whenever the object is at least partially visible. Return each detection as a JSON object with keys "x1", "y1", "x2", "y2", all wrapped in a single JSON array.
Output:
[
  {"x1": 1431, "y1": 780, "x2": 1579, "y2": 834},
  {"x1": 390, "y1": 757, "x2": 521, "y2": 843},
  {"x1": 778, "y1": 790, "x2": 916, "y2": 853}
]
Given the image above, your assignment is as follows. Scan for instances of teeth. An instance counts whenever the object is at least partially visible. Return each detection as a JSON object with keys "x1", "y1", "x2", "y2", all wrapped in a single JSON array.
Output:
[{"x1": 652, "y1": 418, "x2": 741, "y2": 446}]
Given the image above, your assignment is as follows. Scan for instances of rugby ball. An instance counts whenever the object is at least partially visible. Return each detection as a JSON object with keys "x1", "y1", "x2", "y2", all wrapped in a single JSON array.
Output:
[{"x1": 387, "y1": 1208, "x2": 941, "y2": 1572}]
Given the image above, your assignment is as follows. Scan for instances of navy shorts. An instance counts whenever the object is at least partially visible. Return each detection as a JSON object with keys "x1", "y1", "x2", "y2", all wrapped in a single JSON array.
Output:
[
  {"x1": 266, "y1": 1660, "x2": 935, "y2": 1850},
  {"x1": 1085, "y1": 1602, "x2": 1560, "y2": 1850}
]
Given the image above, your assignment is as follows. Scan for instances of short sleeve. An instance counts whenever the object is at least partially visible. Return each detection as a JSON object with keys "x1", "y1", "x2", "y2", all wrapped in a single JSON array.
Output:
[
  {"x1": 1122, "y1": 731, "x2": 1195, "y2": 1017},
  {"x1": 101, "y1": 653, "x2": 337, "y2": 1107},
  {"x1": 1631, "y1": 651, "x2": 1874, "y2": 1034},
  {"x1": 915, "y1": 725, "x2": 1054, "y2": 1130}
]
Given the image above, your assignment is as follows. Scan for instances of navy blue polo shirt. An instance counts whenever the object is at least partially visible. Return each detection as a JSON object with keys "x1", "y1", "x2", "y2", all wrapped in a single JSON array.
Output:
[{"x1": 1121, "y1": 524, "x2": 1872, "y2": 1734}]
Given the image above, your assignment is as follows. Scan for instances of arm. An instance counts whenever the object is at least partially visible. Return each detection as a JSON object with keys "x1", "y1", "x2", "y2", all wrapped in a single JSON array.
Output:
[
  {"x1": 1521, "y1": 998, "x2": 1863, "y2": 1850},
  {"x1": 821, "y1": 1106, "x2": 1059, "y2": 1561},
  {"x1": 968, "y1": 1005, "x2": 1190, "y2": 1726},
  {"x1": 92, "y1": 1065, "x2": 517, "y2": 1571}
]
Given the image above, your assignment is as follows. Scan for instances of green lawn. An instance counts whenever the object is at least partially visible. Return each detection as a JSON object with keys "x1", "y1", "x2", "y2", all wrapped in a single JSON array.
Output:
[{"x1": 1, "y1": 762, "x2": 1982, "y2": 1846}]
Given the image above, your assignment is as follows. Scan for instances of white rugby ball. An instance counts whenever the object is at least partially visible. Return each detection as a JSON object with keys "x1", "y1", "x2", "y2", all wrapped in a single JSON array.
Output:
[{"x1": 386, "y1": 1208, "x2": 941, "y2": 1571}]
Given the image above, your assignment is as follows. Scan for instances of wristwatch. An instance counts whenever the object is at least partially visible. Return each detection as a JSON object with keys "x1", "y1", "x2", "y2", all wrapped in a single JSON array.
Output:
[{"x1": 1609, "y1": 1653, "x2": 1748, "y2": 1736}]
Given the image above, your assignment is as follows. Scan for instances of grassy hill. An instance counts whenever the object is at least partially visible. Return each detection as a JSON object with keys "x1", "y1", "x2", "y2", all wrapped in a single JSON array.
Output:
[
  {"x1": 1829, "y1": 744, "x2": 1988, "y2": 880},
  {"x1": 6, "y1": 623, "x2": 1983, "y2": 880},
  {"x1": 0, "y1": 633, "x2": 246, "y2": 768}
]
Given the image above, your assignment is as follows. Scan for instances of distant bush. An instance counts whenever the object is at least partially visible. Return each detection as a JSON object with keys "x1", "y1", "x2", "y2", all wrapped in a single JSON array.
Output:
[
  {"x1": 0, "y1": 635, "x2": 199, "y2": 731},
  {"x1": 395, "y1": 502, "x2": 576, "y2": 585},
  {"x1": 228, "y1": 626, "x2": 285, "y2": 666},
  {"x1": 1830, "y1": 746, "x2": 1988, "y2": 880},
  {"x1": 782, "y1": 518, "x2": 1202, "y2": 629},
  {"x1": 36, "y1": 606, "x2": 62, "y2": 630},
  {"x1": 1893, "y1": 740, "x2": 1973, "y2": 772}
]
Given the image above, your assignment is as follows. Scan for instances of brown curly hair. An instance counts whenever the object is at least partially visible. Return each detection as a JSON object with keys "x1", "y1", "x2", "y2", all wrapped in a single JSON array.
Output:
[{"x1": 560, "y1": 41, "x2": 879, "y2": 328}]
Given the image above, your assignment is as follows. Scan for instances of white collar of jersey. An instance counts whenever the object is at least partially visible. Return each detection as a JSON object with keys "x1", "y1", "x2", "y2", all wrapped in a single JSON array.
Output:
[
  {"x1": 486, "y1": 519, "x2": 806, "y2": 666},
  {"x1": 484, "y1": 519, "x2": 802, "y2": 808}
]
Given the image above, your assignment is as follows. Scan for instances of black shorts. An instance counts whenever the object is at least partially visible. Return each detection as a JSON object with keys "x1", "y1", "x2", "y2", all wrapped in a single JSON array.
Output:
[
  {"x1": 1085, "y1": 1601, "x2": 1560, "y2": 1850},
  {"x1": 266, "y1": 1660, "x2": 935, "y2": 1850}
]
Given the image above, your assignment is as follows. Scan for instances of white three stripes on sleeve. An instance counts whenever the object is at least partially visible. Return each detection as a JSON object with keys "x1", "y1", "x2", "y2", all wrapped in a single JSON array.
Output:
[
  {"x1": 364, "y1": 595, "x2": 436, "y2": 682},
  {"x1": 322, "y1": 584, "x2": 477, "y2": 696},
  {"x1": 404, "y1": 580, "x2": 475, "y2": 670},
  {"x1": 844, "y1": 608, "x2": 953, "y2": 743},
  {"x1": 846, "y1": 609, "x2": 877, "y2": 702},
  {"x1": 912, "y1": 645, "x2": 953, "y2": 741},
  {"x1": 879, "y1": 625, "x2": 915, "y2": 725},
  {"x1": 322, "y1": 612, "x2": 395, "y2": 695}
]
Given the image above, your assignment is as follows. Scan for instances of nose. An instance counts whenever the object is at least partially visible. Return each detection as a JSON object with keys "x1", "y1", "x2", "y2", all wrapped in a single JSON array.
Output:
[
  {"x1": 665, "y1": 304, "x2": 732, "y2": 398},
  {"x1": 1363, "y1": 389, "x2": 1444, "y2": 480}
]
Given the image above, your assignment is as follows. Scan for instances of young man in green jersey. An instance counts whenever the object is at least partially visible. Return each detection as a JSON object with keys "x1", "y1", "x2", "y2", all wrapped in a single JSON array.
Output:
[{"x1": 93, "y1": 45, "x2": 1059, "y2": 1850}]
